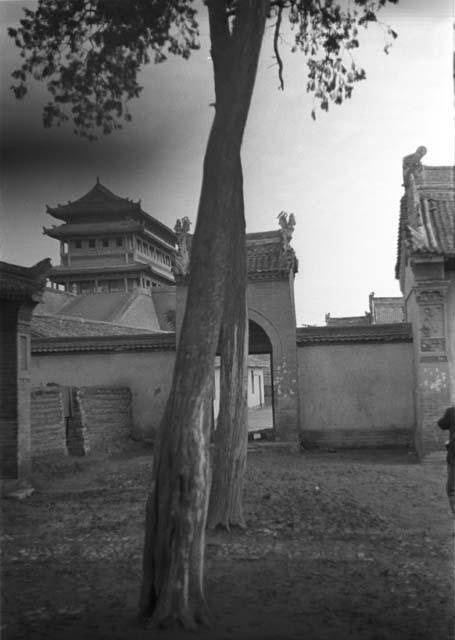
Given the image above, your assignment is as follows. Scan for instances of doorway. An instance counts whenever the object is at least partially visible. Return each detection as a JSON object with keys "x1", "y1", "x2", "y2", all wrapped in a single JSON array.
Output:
[{"x1": 248, "y1": 319, "x2": 275, "y2": 440}]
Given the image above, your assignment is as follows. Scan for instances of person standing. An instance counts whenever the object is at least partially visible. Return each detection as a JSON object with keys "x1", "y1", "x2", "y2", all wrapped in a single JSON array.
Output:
[{"x1": 437, "y1": 406, "x2": 455, "y2": 516}]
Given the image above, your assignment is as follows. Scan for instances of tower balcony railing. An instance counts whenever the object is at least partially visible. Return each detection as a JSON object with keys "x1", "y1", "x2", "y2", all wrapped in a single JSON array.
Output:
[{"x1": 69, "y1": 247, "x2": 127, "y2": 257}]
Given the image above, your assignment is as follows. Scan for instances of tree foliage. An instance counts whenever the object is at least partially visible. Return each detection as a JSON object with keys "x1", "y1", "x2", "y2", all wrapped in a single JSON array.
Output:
[
  {"x1": 9, "y1": 0, "x2": 398, "y2": 139},
  {"x1": 9, "y1": 0, "x2": 200, "y2": 139}
]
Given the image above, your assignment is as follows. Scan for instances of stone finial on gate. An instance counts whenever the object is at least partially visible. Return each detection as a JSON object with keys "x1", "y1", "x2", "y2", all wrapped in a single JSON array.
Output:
[
  {"x1": 172, "y1": 217, "x2": 192, "y2": 277},
  {"x1": 277, "y1": 211, "x2": 297, "y2": 271}
]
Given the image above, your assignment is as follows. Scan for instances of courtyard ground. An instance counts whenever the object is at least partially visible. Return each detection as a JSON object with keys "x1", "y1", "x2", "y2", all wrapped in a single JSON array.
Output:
[{"x1": 2, "y1": 443, "x2": 454, "y2": 640}]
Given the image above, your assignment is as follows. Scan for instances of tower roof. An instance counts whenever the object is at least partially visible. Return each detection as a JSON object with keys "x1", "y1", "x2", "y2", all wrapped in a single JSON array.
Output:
[
  {"x1": 46, "y1": 179, "x2": 141, "y2": 221},
  {"x1": 46, "y1": 179, "x2": 176, "y2": 244}
]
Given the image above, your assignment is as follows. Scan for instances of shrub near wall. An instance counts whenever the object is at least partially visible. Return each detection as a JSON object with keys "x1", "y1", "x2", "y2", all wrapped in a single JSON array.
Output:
[
  {"x1": 31, "y1": 386, "x2": 66, "y2": 458},
  {"x1": 76, "y1": 386, "x2": 132, "y2": 453}
]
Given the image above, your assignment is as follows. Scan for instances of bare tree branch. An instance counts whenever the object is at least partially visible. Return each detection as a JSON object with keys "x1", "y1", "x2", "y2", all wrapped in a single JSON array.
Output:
[{"x1": 273, "y1": 4, "x2": 284, "y2": 90}]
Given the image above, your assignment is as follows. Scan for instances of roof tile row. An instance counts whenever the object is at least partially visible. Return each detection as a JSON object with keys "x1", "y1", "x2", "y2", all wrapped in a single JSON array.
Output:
[{"x1": 297, "y1": 323, "x2": 413, "y2": 345}]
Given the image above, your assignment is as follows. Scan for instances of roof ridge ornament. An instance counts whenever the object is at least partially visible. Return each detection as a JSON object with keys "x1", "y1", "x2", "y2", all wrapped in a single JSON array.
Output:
[
  {"x1": 402, "y1": 146, "x2": 427, "y2": 187},
  {"x1": 277, "y1": 211, "x2": 297, "y2": 272},
  {"x1": 172, "y1": 217, "x2": 192, "y2": 277}
]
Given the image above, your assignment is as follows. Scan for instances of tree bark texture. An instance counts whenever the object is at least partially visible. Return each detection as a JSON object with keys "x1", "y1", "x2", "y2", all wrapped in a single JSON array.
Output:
[
  {"x1": 139, "y1": 0, "x2": 270, "y2": 629},
  {"x1": 207, "y1": 178, "x2": 249, "y2": 529}
]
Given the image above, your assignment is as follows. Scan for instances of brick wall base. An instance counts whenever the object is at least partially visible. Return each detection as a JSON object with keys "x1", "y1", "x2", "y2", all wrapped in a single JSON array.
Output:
[
  {"x1": 31, "y1": 386, "x2": 66, "y2": 458},
  {"x1": 301, "y1": 428, "x2": 413, "y2": 450},
  {"x1": 30, "y1": 385, "x2": 132, "y2": 459}
]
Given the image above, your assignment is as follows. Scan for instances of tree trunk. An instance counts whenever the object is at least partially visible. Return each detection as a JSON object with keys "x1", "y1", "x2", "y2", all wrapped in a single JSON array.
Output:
[
  {"x1": 207, "y1": 160, "x2": 249, "y2": 529},
  {"x1": 139, "y1": 0, "x2": 270, "y2": 629}
]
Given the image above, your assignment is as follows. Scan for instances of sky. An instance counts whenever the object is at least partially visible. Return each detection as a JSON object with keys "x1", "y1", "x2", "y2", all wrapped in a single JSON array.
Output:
[{"x1": 0, "y1": 0, "x2": 453, "y2": 325}]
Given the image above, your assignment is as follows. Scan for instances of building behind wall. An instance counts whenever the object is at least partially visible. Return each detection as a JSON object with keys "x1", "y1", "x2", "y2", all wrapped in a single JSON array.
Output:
[
  {"x1": 325, "y1": 293, "x2": 405, "y2": 326},
  {"x1": 43, "y1": 179, "x2": 176, "y2": 294}
]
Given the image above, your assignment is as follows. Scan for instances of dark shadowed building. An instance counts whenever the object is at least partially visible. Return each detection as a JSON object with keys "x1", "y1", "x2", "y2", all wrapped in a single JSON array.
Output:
[{"x1": 0, "y1": 259, "x2": 50, "y2": 479}]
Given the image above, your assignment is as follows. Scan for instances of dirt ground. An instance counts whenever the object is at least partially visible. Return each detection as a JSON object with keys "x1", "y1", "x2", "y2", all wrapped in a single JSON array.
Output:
[{"x1": 2, "y1": 443, "x2": 454, "y2": 640}]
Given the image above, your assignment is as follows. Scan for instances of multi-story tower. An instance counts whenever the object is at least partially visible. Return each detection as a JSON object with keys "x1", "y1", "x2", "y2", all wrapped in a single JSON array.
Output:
[{"x1": 43, "y1": 179, "x2": 176, "y2": 294}]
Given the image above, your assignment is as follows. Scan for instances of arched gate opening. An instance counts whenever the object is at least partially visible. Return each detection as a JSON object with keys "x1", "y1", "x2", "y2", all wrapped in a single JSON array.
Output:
[{"x1": 248, "y1": 319, "x2": 275, "y2": 439}]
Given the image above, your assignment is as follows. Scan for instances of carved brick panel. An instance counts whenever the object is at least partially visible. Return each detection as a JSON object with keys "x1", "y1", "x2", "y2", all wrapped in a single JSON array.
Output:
[{"x1": 416, "y1": 289, "x2": 447, "y2": 353}]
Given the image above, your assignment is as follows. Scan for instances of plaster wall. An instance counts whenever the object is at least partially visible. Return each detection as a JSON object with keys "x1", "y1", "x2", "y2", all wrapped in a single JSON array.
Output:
[
  {"x1": 31, "y1": 349, "x2": 175, "y2": 439},
  {"x1": 298, "y1": 341, "x2": 415, "y2": 448}
]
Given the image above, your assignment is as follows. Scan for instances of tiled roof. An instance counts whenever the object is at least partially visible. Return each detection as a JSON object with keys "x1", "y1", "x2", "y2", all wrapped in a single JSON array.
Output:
[
  {"x1": 44, "y1": 220, "x2": 142, "y2": 238},
  {"x1": 49, "y1": 263, "x2": 153, "y2": 276},
  {"x1": 32, "y1": 331, "x2": 176, "y2": 353},
  {"x1": 246, "y1": 231, "x2": 298, "y2": 277},
  {"x1": 418, "y1": 166, "x2": 455, "y2": 186},
  {"x1": 46, "y1": 180, "x2": 176, "y2": 244},
  {"x1": 403, "y1": 189, "x2": 455, "y2": 256},
  {"x1": 174, "y1": 229, "x2": 298, "y2": 280},
  {"x1": 0, "y1": 259, "x2": 51, "y2": 302},
  {"x1": 296, "y1": 323, "x2": 413, "y2": 345},
  {"x1": 417, "y1": 194, "x2": 455, "y2": 253},
  {"x1": 396, "y1": 160, "x2": 455, "y2": 278},
  {"x1": 325, "y1": 315, "x2": 370, "y2": 327},
  {"x1": 31, "y1": 312, "x2": 158, "y2": 338},
  {"x1": 47, "y1": 180, "x2": 141, "y2": 220},
  {"x1": 44, "y1": 220, "x2": 175, "y2": 253}
]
